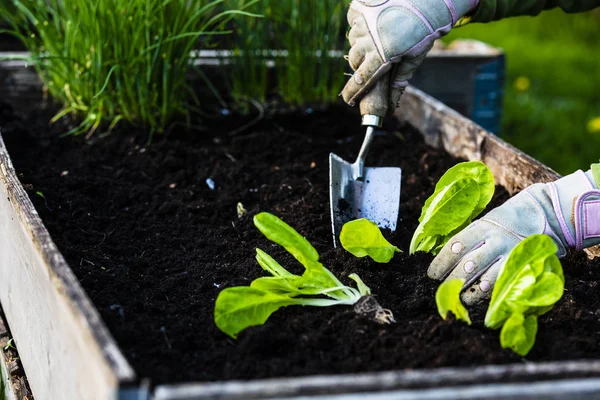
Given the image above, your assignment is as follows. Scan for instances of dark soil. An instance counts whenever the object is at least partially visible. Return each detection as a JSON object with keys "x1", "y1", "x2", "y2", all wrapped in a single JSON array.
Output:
[{"x1": 2, "y1": 100, "x2": 600, "y2": 385}]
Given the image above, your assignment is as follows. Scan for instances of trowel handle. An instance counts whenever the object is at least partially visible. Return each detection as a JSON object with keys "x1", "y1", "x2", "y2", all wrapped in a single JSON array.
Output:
[
  {"x1": 354, "y1": 77, "x2": 390, "y2": 179},
  {"x1": 359, "y1": 77, "x2": 390, "y2": 128}
]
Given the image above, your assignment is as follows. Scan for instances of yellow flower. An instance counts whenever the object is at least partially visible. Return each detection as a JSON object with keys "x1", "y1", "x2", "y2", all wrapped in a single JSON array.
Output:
[
  {"x1": 587, "y1": 117, "x2": 600, "y2": 134},
  {"x1": 514, "y1": 76, "x2": 531, "y2": 92}
]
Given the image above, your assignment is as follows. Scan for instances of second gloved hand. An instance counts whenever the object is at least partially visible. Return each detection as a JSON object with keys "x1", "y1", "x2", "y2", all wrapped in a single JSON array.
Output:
[
  {"x1": 341, "y1": 0, "x2": 478, "y2": 110},
  {"x1": 428, "y1": 170, "x2": 600, "y2": 305}
]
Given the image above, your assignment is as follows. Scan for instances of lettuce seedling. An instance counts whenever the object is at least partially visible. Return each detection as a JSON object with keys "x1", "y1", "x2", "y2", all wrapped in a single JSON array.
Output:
[
  {"x1": 410, "y1": 161, "x2": 495, "y2": 255},
  {"x1": 340, "y1": 218, "x2": 401, "y2": 263},
  {"x1": 214, "y1": 212, "x2": 394, "y2": 339},
  {"x1": 436, "y1": 279, "x2": 471, "y2": 325},
  {"x1": 484, "y1": 234, "x2": 564, "y2": 356}
]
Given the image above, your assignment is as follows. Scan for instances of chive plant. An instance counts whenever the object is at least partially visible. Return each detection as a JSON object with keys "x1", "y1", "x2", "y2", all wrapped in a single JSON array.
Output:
[
  {"x1": 0, "y1": 0, "x2": 258, "y2": 137},
  {"x1": 225, "y1": 0, "x2": 347, "y2": 107}
]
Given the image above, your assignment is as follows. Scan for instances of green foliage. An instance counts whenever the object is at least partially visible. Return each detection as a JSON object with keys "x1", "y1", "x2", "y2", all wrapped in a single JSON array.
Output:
[
  {"x1": 592, "y1": 161, "x2": 600, "y2": 187},
  {"x1": 224, "y1": 0, "x2": 347, "y2": 106},
  {"x1": 0, "y1": 0, "x2": 258, "y2": 136},
  {"x1": 435, "y1": 279, "x2": 471, "y2": 325},
  {"x1": 410, "y1": 161, "x2": 495, "y2": 255},
  {"x1": 484, "y1": 234, "x2": 564, "y2": 356},
  {"x1": 446, "y1": 10, "x2": 600, "y2": 174},
  {"x1": 499, "y1": 312, "x2": 538, "y2": 356},
  {"x1": 340, "y1": 218, "x2": 401, "y2": 263},
  {"x1": 214, "y1": 212, "x2": 369, "y2": 339}
]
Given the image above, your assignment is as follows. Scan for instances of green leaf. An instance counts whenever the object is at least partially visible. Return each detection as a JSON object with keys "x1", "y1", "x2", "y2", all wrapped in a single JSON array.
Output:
[
  {"x1": 253, "y1": 212, "x2": 319, "y2": 267},
  {"x1": 411, "y1": 161, "x2": 495, "y2": 255},
  {"x1": 349, "y1": 273, "x2": 371, "y2": 296},
  {"x1": 215, "y1": 212, "x2": 369, "y2": 339},
  {"x1": 484, "y1": 234, "x2": 564, "y2": 356},
  {"x1": 214, "y1": 287, "x2": 296, "y2": 339},
  {"x1": 420, "y1": 161, "x2": 495, "y2": 221},
  {"x1": 485, "y1": 234, "x2": 561, "y2": 329},
  {"x1": 410, "y1": 178, "x2": 480, "y2": 254},
  {"x1": 525, "y1": 272, "x2": 564, "y2": 307},
  {"x1": 592, "y1": 162, "x2": 600, "y2": 188},
  {"x1": 435, "y1": 279, "x2": 471, "y2": 325},
  {"x1": 254, "y1": 213, "x2": 346, "y2": 298},
  {"x1": 500, "y1": 313, "x2": 538, "y2": 356},
  {"x1": 255, "y1": 248, "x2": 293, "y2": 277},
  {"x1": 340, "y1": 218, "x2": 401, "y2": 263}
]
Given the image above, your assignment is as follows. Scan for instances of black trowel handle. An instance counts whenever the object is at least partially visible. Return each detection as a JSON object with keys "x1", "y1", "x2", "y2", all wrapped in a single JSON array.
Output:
[{"x1": 359, "y1": 75, "x2": 390, "y2": 128}]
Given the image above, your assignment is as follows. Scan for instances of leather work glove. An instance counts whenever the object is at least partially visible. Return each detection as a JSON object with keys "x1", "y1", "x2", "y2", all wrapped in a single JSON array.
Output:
[
  {"x1": 428, "y1": 170, "x2": 600, "y2": 305},
  {"x1": 341, "y1": 0, "x2": 479, "y2": 110}
]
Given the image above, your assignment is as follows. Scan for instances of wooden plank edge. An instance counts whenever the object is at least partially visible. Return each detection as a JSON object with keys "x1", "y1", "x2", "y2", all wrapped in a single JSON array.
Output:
[
  {"x1": 0, "y1": 135, "x2": 136, "y2": 392},
  {"x1": 153, "y1": 360, "x2": 600, "y2": 400},
  {"x1": 398, "y1": 86, "x2": 561, "y2": 191}
]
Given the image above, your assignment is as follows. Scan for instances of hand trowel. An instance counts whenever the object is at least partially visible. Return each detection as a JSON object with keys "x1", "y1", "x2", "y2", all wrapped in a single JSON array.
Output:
[{"x1": 329, "y1": 76, "x2": 402, "y2": 246}]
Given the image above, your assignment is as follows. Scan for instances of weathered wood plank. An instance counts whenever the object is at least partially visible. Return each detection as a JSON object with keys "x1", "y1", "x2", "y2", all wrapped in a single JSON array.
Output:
[
  {"x1": 0, "y1": 135, "x2": 136, "y2": 399},
  {"x1": 397, "y1": 86, "x2": 561, "y2": 192}
]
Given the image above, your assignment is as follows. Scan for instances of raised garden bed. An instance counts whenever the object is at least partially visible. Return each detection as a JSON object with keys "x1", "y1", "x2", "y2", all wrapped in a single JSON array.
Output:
[{"x1": 1, "y1": 55, "x2": 600, "y2": 399}]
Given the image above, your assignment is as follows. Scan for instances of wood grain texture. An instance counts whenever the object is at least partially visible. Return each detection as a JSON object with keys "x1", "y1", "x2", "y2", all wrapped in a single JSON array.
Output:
[
  {"x1": 397, "y1": 86, "x2": 561, "y2": 193},
  {"x1": 0, "y1": 135, "x2": 135, "y2": 400}
]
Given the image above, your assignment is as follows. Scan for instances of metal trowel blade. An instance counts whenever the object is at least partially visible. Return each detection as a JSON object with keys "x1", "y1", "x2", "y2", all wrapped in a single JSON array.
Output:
[{"x1": 329, "y1": 152, "x2": 401, "y2": 247}]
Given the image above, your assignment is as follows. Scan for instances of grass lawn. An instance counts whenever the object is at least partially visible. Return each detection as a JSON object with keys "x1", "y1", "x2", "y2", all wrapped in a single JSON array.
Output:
[{"x1": 445, "y1": 8, "x2": 600, "y2": 175}]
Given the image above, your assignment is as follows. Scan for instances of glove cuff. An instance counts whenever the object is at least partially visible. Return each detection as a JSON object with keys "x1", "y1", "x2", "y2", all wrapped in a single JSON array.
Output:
[{"x1": 548, "y1": 170, "x2": 599, "y2": 251}]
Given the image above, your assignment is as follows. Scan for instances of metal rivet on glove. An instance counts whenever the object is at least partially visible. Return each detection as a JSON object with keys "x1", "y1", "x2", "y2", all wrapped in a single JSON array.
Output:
[
  {"x1": 451, "y1": 242, "x2": 464, "y2": 254},
  {"x1": 464, "y1": 260, "x2": 475, "y2": 273},
  {"x1": 354, "y1": 74, "x2": 364, "y2": 84},
  {"x1": 480, "y1": 280, "x2": 491, "y2": 292}
]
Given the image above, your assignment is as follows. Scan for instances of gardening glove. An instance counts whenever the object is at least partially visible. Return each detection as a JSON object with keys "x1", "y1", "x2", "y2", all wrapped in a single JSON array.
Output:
[
  {"x1": 428, "y1": 170, "x2": 600, "y2": 305},
  {"x1": 341, "y1": 0, "x2": 479, "y2": 111}
]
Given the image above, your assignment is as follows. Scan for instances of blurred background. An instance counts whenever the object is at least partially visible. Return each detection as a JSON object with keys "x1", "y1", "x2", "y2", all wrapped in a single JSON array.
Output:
[{"x1": 445, "y1": 8, "x2": 600, "y2": 175}]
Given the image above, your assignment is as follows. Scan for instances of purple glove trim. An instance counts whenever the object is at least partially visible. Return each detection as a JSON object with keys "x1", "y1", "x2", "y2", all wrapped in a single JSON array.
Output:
[
  {"x1": 401, "y1": 3, "x2": 434, "y2": 32},
  {"x1": 399, "y1": 23, "x2": 452, "y2": 59},
  {"x1": 443, "y1": 0, "x2": 457, "y2": 24},
  {"x1": 548, "y1": 182, "x2": 576, "y2": 248},
  {"x1": 547, "y1": 170, "x2": 594, "y2": 249},
  {"x1": 584, "y1": 200, "x2": 600, "y2": 238},
  {"x1": 575, "y1": 191, "x2": 600, "y2": 251}
]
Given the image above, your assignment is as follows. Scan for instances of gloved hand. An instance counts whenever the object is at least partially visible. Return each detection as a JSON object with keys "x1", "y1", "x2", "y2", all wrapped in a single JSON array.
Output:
[
  {"x1": 428, "y1": 170, "x2": 600, "y2": 305},
  {"x1": 341, "y1": 0, "x2": 479, "y2": 110}
]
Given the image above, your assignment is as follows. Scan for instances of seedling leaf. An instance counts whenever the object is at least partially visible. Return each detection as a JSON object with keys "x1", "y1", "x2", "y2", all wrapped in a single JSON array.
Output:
[
  {"x1": 484, "y1": 234, "x2": 564, "y2": 356},
  {"x1": 500, "y1": 313, "x2": 538, "y2": 356},
  {"x1": 214, "y1": 287, "x2": 296, "y2": 339},
  {"x1": 410, "y1": 161, "x2": 495, "y2": 255},
  {"x1": 214, "y1": 213, "x2": 376, "y2": 338},
  {"x1": 340, "y1": 218, "x2": 401, "y2": 263},
  {"x1": 435, "y1": 279, "x2": 471, "y2": 325},
  {"x1": 254, "y1": 212, "x2": 319, "y2": 266},
  {"x1": 349, "y1": 273, "x2": 371, "y2": 296}
]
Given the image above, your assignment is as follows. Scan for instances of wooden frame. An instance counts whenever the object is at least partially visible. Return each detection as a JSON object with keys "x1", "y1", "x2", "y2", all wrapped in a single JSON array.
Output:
[{"x1": 0, "y1": 53, "x2": 599, "y2": 400}]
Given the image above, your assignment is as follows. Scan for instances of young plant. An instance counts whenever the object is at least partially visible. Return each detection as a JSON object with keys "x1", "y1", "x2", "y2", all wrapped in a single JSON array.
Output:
[
  {"x1": 340, "y1": 218, "x2": 401, "y2": 263},
  {"x1": 0, "y1": 0, "x2": 258, "y2": 137},
  {"x1": 214, "y1": 212, "x2": 394, "y2": 339},
  {"x1": 224, "y1": 0, "x2": 347, "y2": 107},
  {"x1": 435, "y1": 279, "x2": 471, "y2": 325},
  {"x1": 410, "y1": 161, "x2": 495, "y2": 255},
  {"x1": 485, "y1": 234, "x2": 564, "y2": 356}
]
